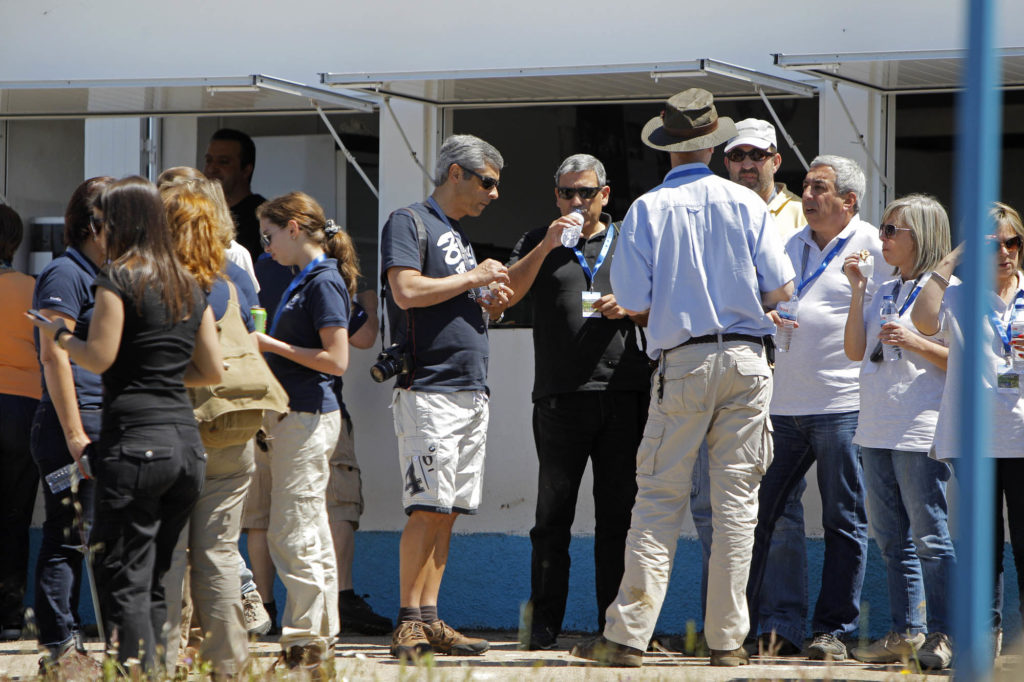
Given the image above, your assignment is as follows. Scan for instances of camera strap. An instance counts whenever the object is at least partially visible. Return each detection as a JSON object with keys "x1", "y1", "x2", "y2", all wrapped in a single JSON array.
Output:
[{"x1": 379, "y1": 205, "x2": 429, "y2": 352}]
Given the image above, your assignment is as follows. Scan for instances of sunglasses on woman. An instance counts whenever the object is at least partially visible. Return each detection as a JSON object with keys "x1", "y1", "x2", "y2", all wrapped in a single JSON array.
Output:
[
  {"x1": 989, "y1": 235, "x2": 1023, "y2": 252},
  {"x1": 879, "y1": 223, "x2": 913, "y2": 239}
]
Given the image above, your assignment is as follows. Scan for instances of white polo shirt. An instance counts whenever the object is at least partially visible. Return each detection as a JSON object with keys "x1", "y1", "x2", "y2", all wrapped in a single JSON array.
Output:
[{"x1": 770, "y1": 215, "x2": 885, "y2": 415}]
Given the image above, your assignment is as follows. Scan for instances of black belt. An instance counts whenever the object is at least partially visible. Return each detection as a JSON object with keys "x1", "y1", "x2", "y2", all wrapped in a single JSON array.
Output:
[{"x1": 678, "y1": 333, "x2": 764, "y2": 347}]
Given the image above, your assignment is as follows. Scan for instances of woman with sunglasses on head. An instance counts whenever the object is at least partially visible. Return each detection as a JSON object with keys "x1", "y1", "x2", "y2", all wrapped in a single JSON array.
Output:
[
  {"x1": 29, "y1": 177, "x2": 113, "y2": 672},
  {"x1": 913, "y1": 201, "x2": 1024, "y2": 660},
  {"x1": 841, "y1": 194, "x2": 955, "y2": 670},
  {"x1": 27, "y1": 176, "x2": 222, "y2": 674},
  {"x1": 249, "y1": 191, "x2": 351, "y2": 674}
]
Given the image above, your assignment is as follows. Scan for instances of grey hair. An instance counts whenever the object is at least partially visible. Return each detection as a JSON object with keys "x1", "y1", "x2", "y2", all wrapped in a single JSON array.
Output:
[
  {"x1": 881, "y1": 194, "x2": 951, "y2": 278},
  {"x1": 554, "y1": 154, "x2": 607, "y2": 187},
  {"x1": 810, "y1": 155, "x2": 866, "y2": 214},
  {"x1": 434, "y1": 134, "x2": 504, "y2": 186}
]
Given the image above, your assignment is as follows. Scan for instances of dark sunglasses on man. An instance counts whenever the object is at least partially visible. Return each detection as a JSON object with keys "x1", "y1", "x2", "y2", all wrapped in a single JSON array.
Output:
[
  {"x1": 458, "y1": 165, "x2": 500, "y2": 191},
  {"x1": 556, "y1": 187, "x2": 602, "y2": 200},
  {"x1": 724, "y1": 148, "x2": 774, "y2": 163}
]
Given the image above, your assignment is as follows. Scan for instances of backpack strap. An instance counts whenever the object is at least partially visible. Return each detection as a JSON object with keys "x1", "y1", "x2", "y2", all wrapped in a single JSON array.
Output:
[{"x1": 379, "y1": 205, "x2": 429, "y2": 351}]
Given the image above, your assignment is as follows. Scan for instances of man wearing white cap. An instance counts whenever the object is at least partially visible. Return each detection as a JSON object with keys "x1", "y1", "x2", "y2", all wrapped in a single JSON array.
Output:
[
  {"x1": 723, "y1": 118, "x2": 805, "y2": 234},
  {"x1": 571, "y1": 88, "x2": 795, "y2": 668}
]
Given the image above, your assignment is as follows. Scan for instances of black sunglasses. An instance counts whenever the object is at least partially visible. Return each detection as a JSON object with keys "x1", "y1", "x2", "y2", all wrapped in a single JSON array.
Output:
[
  {"x1": 89, "y1": 214, "x2": 103, "y2": 232},
  {"x1": 724, "y1": 148, "x2": 774, "y2": 163},
  {"x1": 259, "y1": 228, "x2": 277, "y2": 250},
  {"x1": 879, "y1": 223, "x2": 913, "y2": 239},
  {"x1": 458, "y1": 165, "x2": 500, "y2": 191},
  {"x1": 989, "y1": 235, "x2": 1023, "y2": 252},
  {"x1": 556, "y1": 187, "x2": 602, "y2": 200}
]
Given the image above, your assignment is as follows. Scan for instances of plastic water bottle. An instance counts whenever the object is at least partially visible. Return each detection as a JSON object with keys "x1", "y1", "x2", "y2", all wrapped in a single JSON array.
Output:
[
  {"x1": 775, "y1": 295, "x2": 798, "y2": 352},
  {"x1": 560, "y1": 208, "x2": 585, "y2": 248},
  {"x1": 1010, "y1": 300, "x2": 1024, "y2": 373},
  {"x1": 45, "y1": 455, "x2": 91, "y2": 494},
  {"x1": 880, "y1": 295, "x2": 902, "y2": 362}
]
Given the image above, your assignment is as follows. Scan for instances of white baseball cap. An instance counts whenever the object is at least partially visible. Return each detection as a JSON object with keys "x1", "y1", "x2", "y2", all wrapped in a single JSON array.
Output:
[{"x1": 724, "y1": 118, "x2": 777, "y2": 153}]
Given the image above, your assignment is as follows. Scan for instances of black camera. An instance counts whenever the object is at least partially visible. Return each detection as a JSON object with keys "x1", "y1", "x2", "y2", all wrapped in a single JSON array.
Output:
[{"x1": 370, "y1": 344, "x2": 412, "y2": 383}]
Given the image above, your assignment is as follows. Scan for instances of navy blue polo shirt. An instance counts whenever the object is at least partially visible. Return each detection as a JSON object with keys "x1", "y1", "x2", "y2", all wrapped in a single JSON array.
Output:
[
  {"x1": 208, "y1": 261, "x2": 258, "y2": 332},
  {"x1": 254, "y1": 253, "x2": 294, "y2": 319},
  {"x1": 32, "y1": 247, "x2": 103, "y2": 408},
  {"x1": 265, "y1": 257, "x2": 350, "y2": 413}
]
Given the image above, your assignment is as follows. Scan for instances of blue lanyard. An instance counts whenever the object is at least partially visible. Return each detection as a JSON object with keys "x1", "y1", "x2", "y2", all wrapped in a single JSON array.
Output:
[
  {"x1": 988, "y1": 290, "x2": 1024, "y2": 356},
  {"x1": 891, "y1": 277, "x2": 923, "y2": 316},
  {"x1": 796, "y1": 236, "x2": 850, "y2": 297},
  {"x1": 269, "y1": 253, "x2": 326, "y2": 335},
  {"x1": 573, "y1": 223, "x2": 615, "y2": 290}
]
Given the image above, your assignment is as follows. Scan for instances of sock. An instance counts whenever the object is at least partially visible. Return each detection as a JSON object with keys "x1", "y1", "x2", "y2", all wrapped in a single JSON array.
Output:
[
  {"x1": 398, "y1": 606, "x2": 422, "y2": 623},
  {"x1": 420, "y1": 605, "x2": 438, "y2": 624}
]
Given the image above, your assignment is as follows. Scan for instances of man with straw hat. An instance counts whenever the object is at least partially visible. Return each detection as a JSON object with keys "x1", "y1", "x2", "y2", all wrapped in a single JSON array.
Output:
[{"x1": 571, "y1": 88, "x2": 795, "y2": 667}]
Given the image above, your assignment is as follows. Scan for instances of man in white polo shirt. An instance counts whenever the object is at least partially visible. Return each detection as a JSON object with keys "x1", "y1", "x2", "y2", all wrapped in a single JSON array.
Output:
[{"x1": 745, "y1": 155, "x2": 884, "y2": 661}]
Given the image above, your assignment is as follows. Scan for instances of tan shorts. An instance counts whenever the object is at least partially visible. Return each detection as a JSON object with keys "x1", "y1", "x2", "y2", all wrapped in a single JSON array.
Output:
[{"x1": 327, "y1": 414, "x2": 364, "y2": 527}]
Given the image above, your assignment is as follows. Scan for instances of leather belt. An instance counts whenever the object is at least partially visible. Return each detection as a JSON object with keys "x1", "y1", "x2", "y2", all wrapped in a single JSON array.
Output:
[{"x1": 678, "y1": 333, "x2": 763, "y2": 347}]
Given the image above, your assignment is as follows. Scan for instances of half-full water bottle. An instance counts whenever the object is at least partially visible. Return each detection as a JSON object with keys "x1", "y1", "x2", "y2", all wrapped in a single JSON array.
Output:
[
  {"x1": 775, "y1": 295, "x2": 798, "y2": 352},
  {"x1": 880, "y1": 295, "x2": 902, "y2": 362},
  {"x1": 45, "y1": 455, "x2": 91, "y2": 494},
  {"x1": 1010, "y1": 299, "x2": 1024, "y2": 373},
  {"x1": 560, "y1": 208, "x2": 585, "y2": 248}
]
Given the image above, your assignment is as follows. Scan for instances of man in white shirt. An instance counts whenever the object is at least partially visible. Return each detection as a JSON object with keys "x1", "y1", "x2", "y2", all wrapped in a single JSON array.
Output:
[
  {"x1": 571, "y1": 88, "x2": 794, "y2": 668},
  {"x1": 745, "y1": 155, "x2": 884, "y2": 661}
]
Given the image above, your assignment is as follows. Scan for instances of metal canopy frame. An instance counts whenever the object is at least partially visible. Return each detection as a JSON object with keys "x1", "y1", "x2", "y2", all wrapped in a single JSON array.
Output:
[
  {"x1": 0, "y1": 74, "x2": 377, "y2": 120},
  {"x1": 774, "y1": 47, "x2": 1024, "y2": 94},
  {"x1": 320, "y1": 58, "x2": 817, "y2": 109}
]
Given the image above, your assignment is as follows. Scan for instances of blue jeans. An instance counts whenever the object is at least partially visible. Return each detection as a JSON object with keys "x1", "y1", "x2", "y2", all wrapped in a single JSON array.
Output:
[
  {"x1": 861, "y1": 447, "x2": 954, "y2": 635},
  {"x1": 691, "y1": 441, "x2": 808, "y2": 645},
  {"x1": 746, "y1": 412, "x2": 868, "y2": 638},
  {"x1": 30, "y1": 402, "x2": 101, "y2": 651}
]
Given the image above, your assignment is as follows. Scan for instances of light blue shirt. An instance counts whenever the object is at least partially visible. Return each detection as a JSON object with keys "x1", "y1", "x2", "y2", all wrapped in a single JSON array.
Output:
[{"x1": 611, "y1": 163, "x2": 795, "y2": 359}]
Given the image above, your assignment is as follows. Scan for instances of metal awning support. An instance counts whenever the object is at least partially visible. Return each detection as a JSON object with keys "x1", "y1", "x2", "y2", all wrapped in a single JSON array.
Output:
[
  {"x1": 382, "y1": 97, "x2": 433, "y2": 185},
  {"x1": 251, "y1": 75, "x2": 376, "y2": 113},
  {"x1": 829, "y1": 82, "x2": 892, "y2": 191},
  {"x1": 755, "y1": 86, "x2": 809, "y2": 171},
  {"x1": 313, "y1": 103, "x2": 378, "y2": 200}
]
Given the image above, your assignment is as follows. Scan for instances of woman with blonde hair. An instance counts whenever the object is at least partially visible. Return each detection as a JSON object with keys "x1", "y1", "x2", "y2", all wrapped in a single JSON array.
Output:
[
  {"x1": 842, "y1": 194, "x2": 955, "y2": 669},
  {"x1": 246, "y1": 191, "x2": 352, "y2": 673}
]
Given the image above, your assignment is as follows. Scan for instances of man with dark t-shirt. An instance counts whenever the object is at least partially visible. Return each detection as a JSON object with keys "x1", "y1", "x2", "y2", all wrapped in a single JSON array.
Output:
[
  {"x1": 203, "y1": 128, "x2": 267, "y2": 262},
  {"x1": 504, "y1": 154, "x2": 651, "y2": 650},
  {"x1": 380, "y1": 134, "x2": 511, "y2": 660}
]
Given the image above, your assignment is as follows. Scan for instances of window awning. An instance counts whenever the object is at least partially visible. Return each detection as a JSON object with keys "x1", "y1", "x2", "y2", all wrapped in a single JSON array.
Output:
[
  {"x1": 0, "y1": 75, "x2": 377, "y2": 119},
  {"x1": 774, "y1": 48, "x2": 1024, "y2": 94},
  {"x1": 320, "y1": 59, "x2": 816, "y2": 109}
]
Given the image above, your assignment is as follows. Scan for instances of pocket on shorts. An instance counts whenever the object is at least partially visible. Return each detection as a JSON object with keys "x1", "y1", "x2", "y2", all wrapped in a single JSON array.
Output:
[
  {"x1": 400, "y1": 436, "x2": 444, "y2": 501},
  {"x1": 635, "y1": 419, "x2": 665, "y2": 477}
]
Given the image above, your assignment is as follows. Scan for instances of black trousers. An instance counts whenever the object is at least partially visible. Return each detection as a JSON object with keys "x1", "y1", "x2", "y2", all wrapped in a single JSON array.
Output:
[
  {"x1": 0, "y1": 393, "x2": 39, "y2": 632},
  {"x1": 994, "y1": 458, "x2": 1024, "y2": 628},
  {"x1": 92, "y1": 422, "x2": 205, "y2": 671},
  {"x1": 528, "y1": 390, "x2": 648, "y2": 635}
]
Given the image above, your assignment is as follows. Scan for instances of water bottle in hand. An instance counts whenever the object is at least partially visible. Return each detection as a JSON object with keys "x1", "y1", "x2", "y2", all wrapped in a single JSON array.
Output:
[
  {"x1": 45, "y1": 454, "x2": 91, "y2": 493},
  {"x1": 880, "y1": 295, "x2": 902, "y2": 362},
  {"x1": 775, "y1": 295, "x2": 798, "y2": 352},
  {"x1": 1010, "y1": 299, "x2": 1024, "y2": 373},
  {"x1": 560, "y1": 208, "x2": 585, "y2": 248}
]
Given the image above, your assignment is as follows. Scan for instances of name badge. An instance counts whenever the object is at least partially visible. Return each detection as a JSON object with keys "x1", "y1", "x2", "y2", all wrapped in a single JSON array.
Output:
[
  {"x1": 997, "y1": 370, "x2": 1020, "y2": 395},
  {"x1": 581, "y1": 291, "x2": 602, "y2": 318}
]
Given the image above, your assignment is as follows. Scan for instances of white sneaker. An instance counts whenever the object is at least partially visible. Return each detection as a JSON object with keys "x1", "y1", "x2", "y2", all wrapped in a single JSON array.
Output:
[
  {"x1": 917, "y1": 632, "x2": 953, "y2": 670},
  {"x1": 243, "y1": 589, "x2": 272, "y2": 636}
]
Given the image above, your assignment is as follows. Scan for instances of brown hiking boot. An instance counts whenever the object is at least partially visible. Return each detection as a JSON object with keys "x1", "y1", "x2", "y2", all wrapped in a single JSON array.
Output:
[
  {"x1": 424, "y1": 620, "x2": 490, "y2": 655},
  {"x1": 272, "y1": 644, "x2": 327, "y2": 681},
  {"x1": 571, "y1": 635, "x2": 643, "y2": 667},
  {"x1": 390, "y1": 620, "x2": 432, "y2": 660}
]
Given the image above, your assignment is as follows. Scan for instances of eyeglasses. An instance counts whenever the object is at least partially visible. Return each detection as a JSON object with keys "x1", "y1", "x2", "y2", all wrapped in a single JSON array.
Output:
[
  {"x1": 724, "y1": 148, "x2": 774, "y2": 163},
  {"x1": 458, "y1": 165, "x2": 500, "y2": 191},
  {"x1": 879, "y1": 223, "x2": 913, "y2": 239},
  {"x1": 259, "y1": 227, "x2": 279, "y2": 250},
  {"x1": 989, "y1": 234, "x2": 1023, "y2": 252},
  {"x1": 556, "y1": 187, "x2": 602, "y2": 200}
]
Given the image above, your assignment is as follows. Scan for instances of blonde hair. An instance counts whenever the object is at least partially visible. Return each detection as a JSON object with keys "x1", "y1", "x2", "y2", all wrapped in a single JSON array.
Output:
[
  {"x1": 257, "y1": 192, "x2": 360, "y2": 293},
  {"x1": 880, "y1": 194, "x2": 951, "y2": 278},
  {"x1": 161, "y1": 182, "x2": 226, "y2": 291},
  {"x1": 992, "y1": 202, "x2": 1024, "y2": 269}
]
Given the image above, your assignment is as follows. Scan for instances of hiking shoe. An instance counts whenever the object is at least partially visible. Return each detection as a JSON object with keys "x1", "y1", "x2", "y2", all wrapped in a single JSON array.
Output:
[
  {"x1": 807, "y1": 632, "x2": 847, "y2": 660},
  {"x1": 756, "y1": 632, "x2": 803, "y2": 657},
  {"x1": 917, "y1": 632, "x2": 953, "y2": 670},
  {"x1": 424, "y1": 619, "x2": 489, "y2": 655},
  {"x1": 273, "y1": 644, "x2": 327, "y2": 681},
  {"x1": 710, "y1": 646, "x2": 750, "y2": 666},
  {"x1": 242, "y1": 590, "x2": 272, "y2": 636},
  {"x1": 390, "y1": 620, "x2": 432, "y2": 660},
  {"x1": 38, "y1": 648, "x2": 103, "y2": 680},
  {"x1": 571, "y1": 634, "x2": 643, "y2": 667},
  {"x1": 339, "y1": 592, "x2": 393, "y2": 635},
  {"x1": 653, "y1": 630, "x2": 709, "y2": 656},
  {"x1": 852, "y1": 631, "x2": 925, "y2": 663}
]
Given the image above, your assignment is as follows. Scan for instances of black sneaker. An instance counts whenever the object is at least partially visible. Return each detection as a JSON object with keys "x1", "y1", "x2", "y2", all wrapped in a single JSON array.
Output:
[
  {"x1": 519, "y1": 626, "x2": 558, "y2": 651},
  {"x1": 339, "y1": 593, "x2": 393, "y2": 635},
  {"x1": 757, "y1": 631, "x2": 803, "y2": 657},
  {"x1": 807, "y1": 632, "x2": 847, "y2": 661}
]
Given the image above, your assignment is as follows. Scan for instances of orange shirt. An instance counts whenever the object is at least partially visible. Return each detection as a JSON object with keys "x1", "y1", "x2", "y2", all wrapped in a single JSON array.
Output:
[{"x1": 0, "y1": 270, "x2": 42, "y2": 399}]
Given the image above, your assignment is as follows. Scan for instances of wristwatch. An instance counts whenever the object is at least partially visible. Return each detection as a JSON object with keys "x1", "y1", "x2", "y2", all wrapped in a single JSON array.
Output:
[{"x1": 54, "y1": 327, "x2": 73, "y2": 349}]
